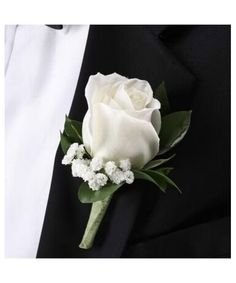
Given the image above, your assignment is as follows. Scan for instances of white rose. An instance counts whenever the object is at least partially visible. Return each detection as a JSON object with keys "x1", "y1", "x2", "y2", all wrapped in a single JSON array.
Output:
[{"x1": 82, "y1": 73, "x2": 161, "y2": 169}]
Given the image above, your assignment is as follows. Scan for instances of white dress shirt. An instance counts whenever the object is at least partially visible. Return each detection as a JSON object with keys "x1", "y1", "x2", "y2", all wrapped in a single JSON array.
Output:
[{"x1": 5, "y1": 25, "x2": 89, "y2": 258}]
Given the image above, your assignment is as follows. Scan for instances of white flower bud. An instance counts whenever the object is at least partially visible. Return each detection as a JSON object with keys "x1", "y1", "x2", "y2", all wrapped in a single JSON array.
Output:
[
  {"x1": 88, "y1": 173, "x2": 108, "y2": 191},
  {"x1": 96, "y1": 173, "x2": 108, "y2": 187},
  {"x1": 90, "y1": 157, "x2": 104, "y2": 172},
  {"x1": 61, "y1": 143, "x2": 79, "y2": 165},
  {"x1": 88, "y1": 178, "x2": 100, "y2": 191},
  {"x1": 80, "y1": 158, "x2": 91, "y2": 166},
  {"x1": 119, "y1": 159, "x2": 131, "y2": 171},
  {"x1": 104, "y1": 161, "x2": 117, "y2": 176},
  {"x1": 124, "y1": 170, "x2": 134, "y2": 184},
  {"x1": 62, "y1": 154, "x2": 73, "y2": 165},
  {"x1": 67, "y1": 143, "x2": 79, "y2": 158},
  {"x1": 76, "y1": 144, "x2": 86, "y2": 159},
  {"x1": 82, "y1": 170, "x2": 96, "y2": 182},
  {"x1": 71, "y1": 159, "x2": 89, "y2": 178},
  {"x1": 110, "y1": 168, "x2": 125, "y2": 185}
]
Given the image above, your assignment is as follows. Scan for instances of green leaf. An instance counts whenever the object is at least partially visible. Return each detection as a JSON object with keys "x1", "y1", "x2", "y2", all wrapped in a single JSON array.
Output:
[
  {"x1": 154, "y1": 81, "x2": 171, "y2": 115},
  {"x1": 145, "y1": 170, "x2": 182, "y2": 194},
  {"x1": 133, "y1": 170, "x2": 159, "y2": 186},
  {"x1": 64, "y1": 115, "x2": 83, "y2": 143},
  {"x1": 60, "y1": 131, "x2": 71, "y2": 154},
  {"x1": 143, "y1": 154, "x2": 176, "y2": 170},
  {"x1": 158, "y1": 111, "x2": 192, "y2": 155},
  {"x1": 156, "y1": 167, "x2": 174, "y2": 175},
  {"x1": 133, "y1": 170, "x2": 166, "y2": 193},
  {"x1": 78, "y1": 182, "x2": 124, "y2": 203}
]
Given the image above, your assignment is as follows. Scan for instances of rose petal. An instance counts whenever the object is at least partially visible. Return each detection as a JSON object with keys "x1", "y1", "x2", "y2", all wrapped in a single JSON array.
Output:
[
  {"x1": 124, "y1": 78, "x2": 153, "y2": 110},
  {"x1": 85, "y1": 73, "x2": 127, "y2": 108},
  {"x1": 89, "y1": 103, "x2": 159, "y2": 168}
]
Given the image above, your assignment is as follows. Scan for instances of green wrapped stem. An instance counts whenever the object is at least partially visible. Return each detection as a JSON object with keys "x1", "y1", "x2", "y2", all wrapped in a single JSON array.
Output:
[{"x1": 79, "y1": 195, "x2": 112, "y2": 249}]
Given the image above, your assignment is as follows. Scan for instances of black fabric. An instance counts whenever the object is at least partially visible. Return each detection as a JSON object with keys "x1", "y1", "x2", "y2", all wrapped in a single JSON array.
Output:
[
  {"x1": 37, "y1": 25, "x2": 230, "y2": 258},
  {"x1": 46, "y1": 25, "x2": 63, "y2": 30}
]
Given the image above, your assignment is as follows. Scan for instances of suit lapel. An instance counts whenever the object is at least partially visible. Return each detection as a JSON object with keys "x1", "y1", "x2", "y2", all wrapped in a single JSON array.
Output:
[{"x1": 37, "y1": 25, "x2": 196, "y2": 257}]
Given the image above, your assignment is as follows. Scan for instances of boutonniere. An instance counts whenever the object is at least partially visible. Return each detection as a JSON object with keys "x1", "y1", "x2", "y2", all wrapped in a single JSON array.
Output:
[{"x1": 60, "y1": 73, "x2": 192, "y2": 249}]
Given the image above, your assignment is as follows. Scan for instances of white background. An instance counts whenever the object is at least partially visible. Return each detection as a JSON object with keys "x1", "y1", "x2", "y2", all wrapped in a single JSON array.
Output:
[{"x1": 0, "y1": 0, "x2": 234, "y2": 282}]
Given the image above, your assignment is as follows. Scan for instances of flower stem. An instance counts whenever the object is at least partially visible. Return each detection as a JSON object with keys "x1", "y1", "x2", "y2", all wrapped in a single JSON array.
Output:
[{"x1": 79, "y1": 195, "x2": 113, "y2": 249}]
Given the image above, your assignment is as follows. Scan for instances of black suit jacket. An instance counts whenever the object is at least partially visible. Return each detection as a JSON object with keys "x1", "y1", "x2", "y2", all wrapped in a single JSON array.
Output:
[{"x1": 37, "y1": 25, "x2": 230, "y2": 258}]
